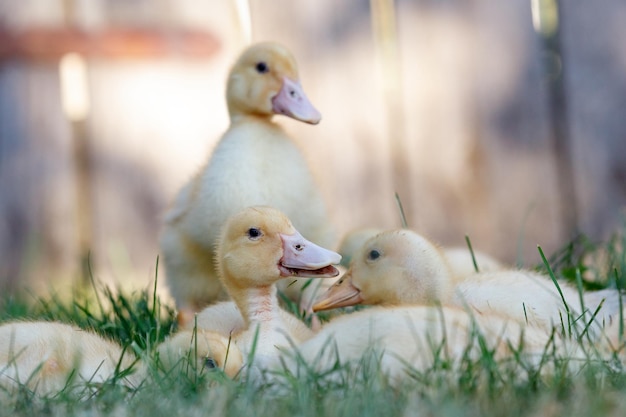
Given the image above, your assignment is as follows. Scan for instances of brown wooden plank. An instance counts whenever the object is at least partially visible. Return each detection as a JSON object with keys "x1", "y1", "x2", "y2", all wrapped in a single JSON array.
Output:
[{"x1": 0, "y1": 27, "x2": 220, "y2": 62}]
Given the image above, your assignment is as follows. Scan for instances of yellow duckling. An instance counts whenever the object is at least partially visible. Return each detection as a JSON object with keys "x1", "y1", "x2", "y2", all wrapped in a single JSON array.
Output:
[
  {"x1": 202, "y1": 206, "x2": 340, "y2": 368},
  {"x1": 315, "y1": 229, "x2": 621, "y2": 338},
  {"x1": 0, "y1": 321, "x2": 141, "y2": 395},
  {"x1": 160, "y1": 42, "x2": 334, "y2": 323}
]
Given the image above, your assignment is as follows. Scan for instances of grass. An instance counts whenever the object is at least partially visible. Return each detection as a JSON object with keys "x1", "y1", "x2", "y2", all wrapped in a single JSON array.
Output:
[{"x1": 0, "y1": 227, "x2": 625, "y2": 416}]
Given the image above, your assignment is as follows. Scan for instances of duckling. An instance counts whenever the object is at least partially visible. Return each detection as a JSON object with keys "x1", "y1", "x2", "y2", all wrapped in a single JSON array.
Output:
[
  {"x1": 210, "y1": 206, "x2": 340, "y2": 367},
  {"x1": 160, "y1": 42, "x2": 335, "y2": 323},
  {"x1": 275, "y1": 305, "x2": 579, "y2": 382},
  {"x1": 0, "y1": 321, "x2": 141, "y2": 395},
  {"x1": 157, "y1": 329, "x2": 243, "y2": 378},
  {"x1": 315, "y1": 229, "x2": 621, "y2": 338}
]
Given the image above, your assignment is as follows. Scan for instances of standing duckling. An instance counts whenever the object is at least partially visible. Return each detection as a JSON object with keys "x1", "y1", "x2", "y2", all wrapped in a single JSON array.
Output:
[{"x1": 160, "y1": 42, "x2": 335, "y2": 322}]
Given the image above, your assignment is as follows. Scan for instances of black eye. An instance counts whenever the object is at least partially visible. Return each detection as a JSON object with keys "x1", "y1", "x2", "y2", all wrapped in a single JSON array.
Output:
[
  {"x1": 204, "y1": 357, "x2": 218, "y2": 369},
  {"x1": 255, "y1": 61, "x2": 269, "y2": 73},
  {"x1": 247, "y1": 228, "x2": 262, "y2": 240},
  {"x1": 367, "y1": 249, "x2": 381, "y2": 261}
]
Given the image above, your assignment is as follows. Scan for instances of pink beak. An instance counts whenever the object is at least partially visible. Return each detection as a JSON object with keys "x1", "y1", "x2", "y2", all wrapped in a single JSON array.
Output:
[
  {"x1": 279, "y1": 231, "x2": 341, "y2": 277},
  {"x1": 271, "y1": 77, "x2": 321, "y2": 125}
]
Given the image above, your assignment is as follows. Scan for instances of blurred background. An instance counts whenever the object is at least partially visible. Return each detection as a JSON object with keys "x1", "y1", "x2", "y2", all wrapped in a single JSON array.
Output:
[{"x1": 0, "y1": 0, "x2": 625, "y2": 299}]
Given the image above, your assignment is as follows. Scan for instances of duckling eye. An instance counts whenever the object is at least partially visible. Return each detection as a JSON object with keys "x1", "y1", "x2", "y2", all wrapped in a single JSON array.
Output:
[
  {"x1": 255, "y1": 61, "x2": 269, "y2": 74},
  {"x1": 367, "y1": 249, "x2": 381, "y2": 261},
  {"x1": 247, "y1": 228, "x2": 262, "y2": 240},
  {"x1": 203, "y1": 357, "x2": 218, "y2": 369}
]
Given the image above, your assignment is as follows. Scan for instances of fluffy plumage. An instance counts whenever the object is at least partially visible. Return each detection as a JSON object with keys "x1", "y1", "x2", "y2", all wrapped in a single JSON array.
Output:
[
  {"x1": 160, "y1": 42, "x2": 334, "y2": 321},
  {"x1": 0, "y1": 321, "x2": 140, "y2": 395},
  {"x1": 315, "y1": 229, "x2": 622, "y2": 339},
  {"x1": 273, "y1": 305, "x2": 581, "y2": 383},
  {"x1": 196, "y1": 206, "x2": 341, "y2": 368}
]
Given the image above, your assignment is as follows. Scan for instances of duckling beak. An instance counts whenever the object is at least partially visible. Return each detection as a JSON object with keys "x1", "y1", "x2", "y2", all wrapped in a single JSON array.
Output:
[
  {"x1": 271, "y1": 77, "x2": 321, "y2": 124},
  {"x1": 279, "y1": 231, "x2": 341, "y2": 277},
  {"x1": 312, "y1": 272, "x2": 363, "y2": 311}
]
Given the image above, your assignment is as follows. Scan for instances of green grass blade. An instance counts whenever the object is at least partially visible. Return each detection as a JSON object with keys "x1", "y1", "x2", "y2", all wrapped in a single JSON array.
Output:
[
  {"x1": 615, "y1": 268, "x2": 624, "y2": 342},
  {"x1": 464, "y1": 235, "x2": 480, "y2": 273},
  {"x1": 395, "y1": 192, "x2": 408, "y2": 228},
  {"x1": 538, "y1": 245, "x2": 572, "y2": 336}
]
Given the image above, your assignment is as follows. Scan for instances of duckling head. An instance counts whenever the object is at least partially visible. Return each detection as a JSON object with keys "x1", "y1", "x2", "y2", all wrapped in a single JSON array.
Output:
[
  {"x1": 226, "y1": 42, "x2": 321, "y2": 124},
  {"x1": 158, "y1": 329, "x2": 244, "y2": 378},
  {"x1": 217, "y1": 206, "x2": 341, "y2": 293},
  {"x1": 337, "y1": 228, "x2": 383, "y2": 268},
  {"x1": 313, "y1": 229, "x2": 453, "y2": 311}
]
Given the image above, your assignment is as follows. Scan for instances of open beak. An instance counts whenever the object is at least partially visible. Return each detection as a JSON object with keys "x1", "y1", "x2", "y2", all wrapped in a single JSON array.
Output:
[
  {"x1": 279, "y1": 231, "x2": 341, "y2": 278},
  {"x1": 271, "y1": 77, "x2": 321, "y2": 124},
  {"x1": 312, "y1": 271, "x2": 363, "y2": 312}
]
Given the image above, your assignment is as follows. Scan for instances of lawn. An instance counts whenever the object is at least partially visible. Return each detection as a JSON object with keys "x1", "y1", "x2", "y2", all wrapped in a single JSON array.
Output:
[{"x1": 0, "y1": 226, "x2": 625, "y2": 417}]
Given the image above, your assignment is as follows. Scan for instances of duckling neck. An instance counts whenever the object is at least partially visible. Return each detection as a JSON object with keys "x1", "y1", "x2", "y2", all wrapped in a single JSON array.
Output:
[
  {"x1": 228, "y1": 112, "x2": 274, "y2": 126},
  {"x1": 230, "y1": 285, "x2": 294, "y2": 366},
  {"x1": 231, "y1": 285, "x2": 284, "y2": 329}
]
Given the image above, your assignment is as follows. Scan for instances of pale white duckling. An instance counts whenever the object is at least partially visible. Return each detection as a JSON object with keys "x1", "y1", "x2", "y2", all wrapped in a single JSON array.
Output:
[
  {"x1": 315, "y1": 229, "x2": 621, "y2": 339},
  {"x1": 274, "y1": 305, "x2": 581, "y2": 383},
  {"x1": 338, "y1": 228, "x2": 503, "y2": 275},
  {"x1": 160, "y1": 42, "x2": 335, "y2": 323},
  {"x1": 157, "y1": 329, "x2": 243, "y2": 378},
  {"x1": 0, "y1": 321, "x2": 141, "y2": 395},
  {"x1": 207, "y1": 206, "x2": 340, "y2": 368}
]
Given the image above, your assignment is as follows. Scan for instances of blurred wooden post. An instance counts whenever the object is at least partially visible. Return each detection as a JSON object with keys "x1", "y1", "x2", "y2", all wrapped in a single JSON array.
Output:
[
  {"x1": 61, "y1": 0, "x2": 93, "y2": 286},
  {"x1": 370, "y1": 0, "x2": 410, "y2": 226},
  {"x1": 531, "y1": 0, "x2": 579, "y2": 239},
  {"x1": 59, "y1": 52, "x2": 93, "y2": 286}
]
